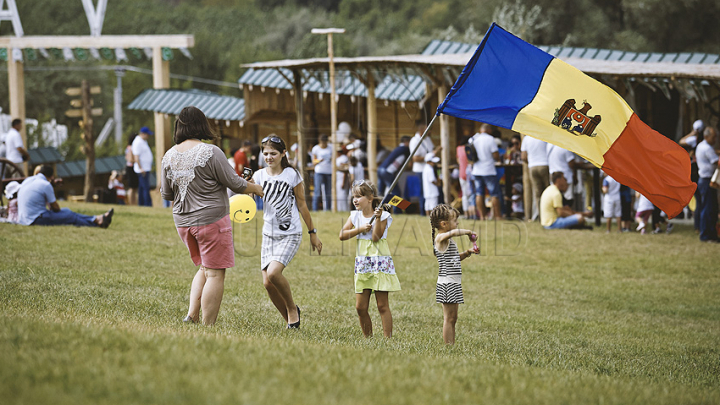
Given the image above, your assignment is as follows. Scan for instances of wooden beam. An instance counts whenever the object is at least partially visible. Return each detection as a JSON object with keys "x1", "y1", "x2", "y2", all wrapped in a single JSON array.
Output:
[
  {"x1": 521, "y1": 134, "x2": 532, "y2": 222},
  {"x1": 7, "y1": 50, "x2": 26, "y2": 175},
  {"x1": 366, "y1": 72, "x2": 377, "y2": 186},
  {"x1": 275, "y1": 68, "x2": 294, "y2": 88},
  {"x1": 153, "y1": 46, "x2": 171, "y2": 207},
  {"x1": 293, "y1": 69, "x2": 306, "y2": 180},
  {"x1": 438, "y1": 82, "x2": 451, "y2": 205},
  {"x1": 0, "y1": 35, "x2": 194, "y2": 49},
  {"x1": 328, "y1": 33, "x2": 339, "y2": 212},
  {"x1": 82, "y1": 80, "x2": 96, "y2": 202}
]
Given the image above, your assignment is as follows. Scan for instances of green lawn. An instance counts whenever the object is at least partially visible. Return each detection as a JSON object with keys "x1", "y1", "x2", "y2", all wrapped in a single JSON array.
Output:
[{"x1": 1, "y1": 203, "x2": 719, "y2": 404}]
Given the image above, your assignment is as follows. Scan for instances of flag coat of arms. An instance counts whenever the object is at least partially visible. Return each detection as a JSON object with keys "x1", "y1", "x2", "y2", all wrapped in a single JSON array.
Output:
[
  {"x1": 386, "y1": 194, "x2": 411, "y2": 210},
  {"x1": 437, "y1": 23, "x2": 695, "y2": 218}
]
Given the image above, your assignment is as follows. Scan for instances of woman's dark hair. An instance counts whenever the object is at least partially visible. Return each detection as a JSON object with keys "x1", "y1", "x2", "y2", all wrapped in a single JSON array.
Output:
[
  {"x1": 174, "y1": 106, "x2": 217, "y2": 144},
  {"x1": 262, "y1": 135, "x2": 298, "y2": 174},
  {"x1": 127, "y1": 133, "x2": 137, "y2": 147},
  {"x1": 39, "y1": 164, "x2": 54, "y2": 178}
]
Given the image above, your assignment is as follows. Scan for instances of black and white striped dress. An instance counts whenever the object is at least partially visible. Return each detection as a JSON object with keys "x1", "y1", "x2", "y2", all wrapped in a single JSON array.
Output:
[{"x1": 434, "y1": 239, "x2": 464, "y2": 304}]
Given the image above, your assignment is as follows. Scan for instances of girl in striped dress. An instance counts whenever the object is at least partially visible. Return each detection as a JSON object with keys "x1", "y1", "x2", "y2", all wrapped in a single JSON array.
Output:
[
  {"x1": 430, "y1": 204, "x2": 479, "y2": 345},
  {"x1": 339, "y1": 180, "x2": 400, "y2": 338}
]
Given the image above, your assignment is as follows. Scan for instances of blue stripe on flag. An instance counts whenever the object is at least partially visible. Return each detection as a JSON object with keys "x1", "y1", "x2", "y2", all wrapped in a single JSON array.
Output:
[{"x1": 437, "y1": 23, "x2": 554, "y2": 129}]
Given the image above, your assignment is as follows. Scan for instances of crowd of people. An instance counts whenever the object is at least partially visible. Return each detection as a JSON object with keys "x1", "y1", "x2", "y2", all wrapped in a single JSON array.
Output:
[
  {"x1": 2, "y1": 110, "x2": 717, "y2": 242},
  {"x1": 1, "y1": 104, "x2": 717, "y2": 345}
]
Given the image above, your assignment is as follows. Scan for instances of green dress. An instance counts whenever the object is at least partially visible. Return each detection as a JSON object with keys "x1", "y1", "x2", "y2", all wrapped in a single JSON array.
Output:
[{"x1": 352, "y1": 210, "x2": 401, "y2": 293}]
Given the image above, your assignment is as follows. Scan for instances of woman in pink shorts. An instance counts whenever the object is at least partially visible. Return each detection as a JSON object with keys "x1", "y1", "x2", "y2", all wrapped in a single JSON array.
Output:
[{"x1": 161, "y1": 106, "x2": 263, "y2": 325}]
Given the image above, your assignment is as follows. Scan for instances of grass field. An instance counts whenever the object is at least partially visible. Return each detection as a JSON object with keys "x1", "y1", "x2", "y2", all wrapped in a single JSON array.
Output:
[{"x1": 1, "y1": 202, "x2": 719, "y2": 404}]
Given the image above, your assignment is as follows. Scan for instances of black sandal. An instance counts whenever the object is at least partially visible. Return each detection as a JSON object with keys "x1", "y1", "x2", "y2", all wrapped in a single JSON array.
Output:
[{"x1": 287, "y1": 305, "x2": 300, "y2": 329}]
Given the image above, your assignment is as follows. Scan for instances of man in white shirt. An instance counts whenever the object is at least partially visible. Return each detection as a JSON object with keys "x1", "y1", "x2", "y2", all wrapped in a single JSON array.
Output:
[
  {"x1": 132, "y1": 126, "x2": 154, "y2": 207},
  {"x1": 5, "y1": 119, "x2": 29, "y2": 165},
  {"x1": 471, "y1": 123, "x2": 501, "y2": 220},
  {"x1": 521, "y1": 135, "x2": 549, "y2": 221},
  {"x1": 696, "y1": 127, "x2": 719, "y2": 242},
  {"x1": 546, "y1": 144, "x2": 579, "y2": 208},
  {"x1": 422, "y1": 153, "x2": 441, "y2": 215},
  {"x1": 408, "y1": 120, "x2": 439, "y2": 215}
]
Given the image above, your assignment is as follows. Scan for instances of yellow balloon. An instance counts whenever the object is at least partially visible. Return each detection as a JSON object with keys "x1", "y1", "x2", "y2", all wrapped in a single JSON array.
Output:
[
  {"x1": 229, "y1": 194, "x2": 257, "y2": 223},
  {"x1": 688, "y1": 195, "x2": 696, "y2": 212}
]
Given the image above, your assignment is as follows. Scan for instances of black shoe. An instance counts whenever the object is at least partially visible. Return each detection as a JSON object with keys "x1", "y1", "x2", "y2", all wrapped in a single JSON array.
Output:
[
  {"x1": 287, "y1": 306, "x2": 300, "y2": 329},
  {"x1": 100, "y1": 208, "x2": 114, "y2": 229}
]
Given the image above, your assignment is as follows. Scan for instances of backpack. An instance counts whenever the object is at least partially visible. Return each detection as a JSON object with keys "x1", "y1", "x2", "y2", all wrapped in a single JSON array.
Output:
[{"x1": 465, "y1": 143, "x2": 478, "y2": 163}]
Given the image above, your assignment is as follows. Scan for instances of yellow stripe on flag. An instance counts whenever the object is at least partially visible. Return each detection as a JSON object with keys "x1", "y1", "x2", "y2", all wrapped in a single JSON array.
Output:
[{"x1": 512, "y1": 58, "x2": 634, "y2": 167}]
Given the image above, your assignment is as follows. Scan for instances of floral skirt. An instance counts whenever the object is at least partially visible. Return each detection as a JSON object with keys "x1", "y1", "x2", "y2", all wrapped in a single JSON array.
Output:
[{"x1": 354, "y1": 239, "x2": 401, "y2": 293}]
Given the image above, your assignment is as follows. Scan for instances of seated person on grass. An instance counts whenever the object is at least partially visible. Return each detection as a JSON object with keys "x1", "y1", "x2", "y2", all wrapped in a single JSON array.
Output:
[
  {"x1": 17, "y1": 165, "x2": 114, "y2": 228},
  {"x1": 540, "y1": 171, "x2": 591, "y2": 230}
]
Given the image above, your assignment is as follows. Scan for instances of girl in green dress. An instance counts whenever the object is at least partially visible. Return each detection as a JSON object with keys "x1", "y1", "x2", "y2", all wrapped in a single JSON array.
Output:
[{"x1": 339, "y1": 180, "x2": 400, "y2": 337}]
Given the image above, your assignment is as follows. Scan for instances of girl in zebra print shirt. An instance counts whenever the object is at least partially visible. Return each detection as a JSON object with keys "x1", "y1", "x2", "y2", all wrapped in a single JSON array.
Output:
[
  {"x1": 254, "y1": 135, "x2": 323, "y2": 329},
  {"x1": 430, "y1": 204, "x2": 479, "y2": 345}
]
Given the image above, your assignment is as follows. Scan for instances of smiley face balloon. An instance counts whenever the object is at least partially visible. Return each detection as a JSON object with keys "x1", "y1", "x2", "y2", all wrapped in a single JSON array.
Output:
[{"x1": 229, "y1": 194, "x2": 257, "y2": 223}]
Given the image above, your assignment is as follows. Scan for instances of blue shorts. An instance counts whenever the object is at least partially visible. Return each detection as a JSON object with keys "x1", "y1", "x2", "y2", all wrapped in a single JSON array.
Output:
[
  {"x1": 473, "y1": 175, "x2": 501, "y2": 199},
  {"x1": 544, "y1": 215, "x2": 581, "y2": 229}
]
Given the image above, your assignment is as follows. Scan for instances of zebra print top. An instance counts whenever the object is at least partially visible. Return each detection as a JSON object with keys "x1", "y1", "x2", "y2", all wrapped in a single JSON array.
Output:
[
  {"x1": 253, "y1": 167, "x2": 303, "y2": 236},
  {"x1": 434, "y1": 239, "x2": 462, "y2": 278}
]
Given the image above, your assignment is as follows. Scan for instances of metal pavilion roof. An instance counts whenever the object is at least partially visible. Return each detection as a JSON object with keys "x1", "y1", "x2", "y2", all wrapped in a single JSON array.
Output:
[
  {"x1": 424, "y1": 39, "x2": 720, "y2": 65},
  {"x1": 128, "y1": 89, "x2": 245, "y2": 121},
  {"x1": 56, "y1": 155, "x2": 125, "y2": 178},
  {"x1": 56, "y1": 155, "x2": 157, "y2": 188},
  {"x1": 28, "y1": 147, "x2": 63, "y2": 166},
  {"x1": 238, "y1": 40, "x2": 475, "y2": 103},
  {"x1": 240, "y1": 39, "x2": 720, "y2": 103}
]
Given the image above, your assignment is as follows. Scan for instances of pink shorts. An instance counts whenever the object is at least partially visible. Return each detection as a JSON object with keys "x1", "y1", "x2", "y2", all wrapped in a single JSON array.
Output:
[{"x1": 177, "y1": 215, "x2": 235, "y2": 269}]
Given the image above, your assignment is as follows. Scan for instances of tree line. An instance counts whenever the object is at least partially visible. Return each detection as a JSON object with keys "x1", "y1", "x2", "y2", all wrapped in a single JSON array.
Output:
[{"x1": 1, "y1": 0, "x2": 718, "y2": 161}]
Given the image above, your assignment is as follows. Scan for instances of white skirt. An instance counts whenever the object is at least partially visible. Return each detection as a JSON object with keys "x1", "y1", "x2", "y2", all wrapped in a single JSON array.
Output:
[{"x1": 261, "y1": 233, "x2": 302, "y2": 270}]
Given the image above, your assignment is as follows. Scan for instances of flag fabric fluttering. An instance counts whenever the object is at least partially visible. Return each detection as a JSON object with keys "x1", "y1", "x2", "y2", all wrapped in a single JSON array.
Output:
[
  {"x1": 437, "y1": 23, "x2": 695, "y2": 218},
  {"x1": 386, "y1": 194, "x2": 411, "y2": 210}
]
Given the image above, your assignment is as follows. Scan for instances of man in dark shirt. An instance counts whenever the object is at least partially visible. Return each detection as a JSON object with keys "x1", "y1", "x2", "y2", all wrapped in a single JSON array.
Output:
[{"x1": 377, "y1": 136, "x2": 411, "y2": 196}]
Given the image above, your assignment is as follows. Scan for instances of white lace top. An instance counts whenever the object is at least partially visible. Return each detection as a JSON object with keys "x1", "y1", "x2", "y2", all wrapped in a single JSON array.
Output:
[{"x1": 161, "y1": 143, "x2": 248, "y2": 227}]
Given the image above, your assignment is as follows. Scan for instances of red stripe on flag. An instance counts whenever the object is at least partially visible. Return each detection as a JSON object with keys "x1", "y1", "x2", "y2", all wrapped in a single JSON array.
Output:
[
  {"x1": 394, "y1": 199, "x2": 411, "y2": 210},
  {"x1": 601, "y1": 114, "x2": 696, "y2": 218}
]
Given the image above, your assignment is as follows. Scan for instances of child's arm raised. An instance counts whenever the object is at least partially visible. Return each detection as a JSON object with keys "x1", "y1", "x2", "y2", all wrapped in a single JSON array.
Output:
[
  {"x1": 339, "y1": 215, "x2": 371, "y2": 241},
  {"x1": 434, "y1": 228, "x2": 475, "y2": 245},
  {"x1": 371, "y1": 207, "x2": 387, "y2": 243}
]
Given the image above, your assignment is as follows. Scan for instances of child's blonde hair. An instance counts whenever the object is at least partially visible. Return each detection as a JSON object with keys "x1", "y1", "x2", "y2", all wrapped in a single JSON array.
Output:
[
  {"x1": 429, "y1": 204, "x2": 460, "y2": 256},
  {"x1": 350, "y1": 180, "x2": 381, "y2": 209}
]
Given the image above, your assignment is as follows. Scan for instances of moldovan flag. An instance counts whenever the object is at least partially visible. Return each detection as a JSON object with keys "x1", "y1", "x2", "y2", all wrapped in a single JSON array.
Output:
[
  {"x1": 386, "y1": 194, "x2": 411, "y2": 210},
  {"x1": 437, "y1": 23, "x2": 696, "y2": 218}
]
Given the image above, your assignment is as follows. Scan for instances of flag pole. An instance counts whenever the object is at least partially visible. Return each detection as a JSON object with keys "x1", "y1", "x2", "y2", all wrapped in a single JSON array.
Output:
[{"x1": 370, "y1": 114, "x2": 439, "y2": 224}]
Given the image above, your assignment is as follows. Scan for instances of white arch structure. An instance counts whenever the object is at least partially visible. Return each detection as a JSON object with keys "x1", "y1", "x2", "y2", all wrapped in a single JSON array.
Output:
[{"x1": 1, "y1": 35, "x2": 194, "y2": 182}]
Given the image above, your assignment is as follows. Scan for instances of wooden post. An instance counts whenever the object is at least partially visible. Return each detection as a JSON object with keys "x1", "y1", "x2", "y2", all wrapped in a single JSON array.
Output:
[
  {"x1": 366, "y1": 70, "x2": 377, "y2": 186},
  {"x1": 7, "y1": 51, "x2": 26, "y2": 174},
  {"x1": 153, "y1": 46, "x2": 171, "y2": 207},
  {"x1": 288, "y1": 69, "x2": 306, "y2": 177},
  {"x1": 81, "y1": 80, "x2": 96, "y2": 202},
  {"x1": 522, "y1": 140, "x2": 532, "y2": 221},
  {"x1": 438, "y1": 83, "x2": 451, "y2": 204},
  {"x1": 312, "y1": 28, "x2": 345, "y2": 212},
  {"x1": 327, "y1": 33, "x2": 338, "y2": 212}
]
